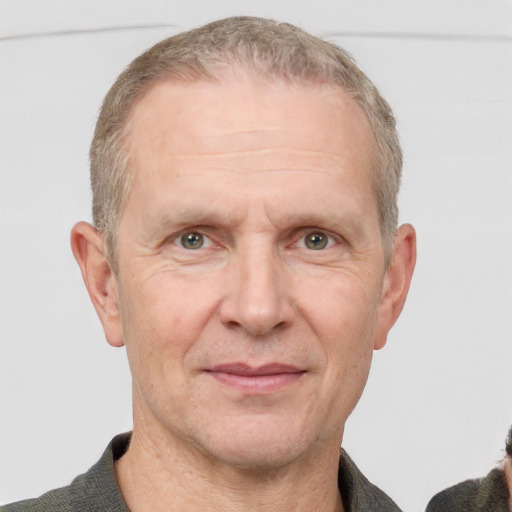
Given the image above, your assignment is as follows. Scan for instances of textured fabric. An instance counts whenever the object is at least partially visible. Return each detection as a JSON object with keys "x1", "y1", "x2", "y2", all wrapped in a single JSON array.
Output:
[
  {"x1": 426, "y1": 468, "x2": 510, "y2": 512},
  {"x1": 2, "y1": 434, "x2": 131, "y2": 512},
  {"x1": 338, "y1": 451, "x2": 402, "y2": 511},
  {"x1": 3, "y1": 433, "x2": 401, "y2": 511}
]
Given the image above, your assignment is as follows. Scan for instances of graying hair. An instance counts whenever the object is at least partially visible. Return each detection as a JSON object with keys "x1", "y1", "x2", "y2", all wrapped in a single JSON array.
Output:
[{"x1": 90, "y1": 16, "x2": 402, "y2": 270}]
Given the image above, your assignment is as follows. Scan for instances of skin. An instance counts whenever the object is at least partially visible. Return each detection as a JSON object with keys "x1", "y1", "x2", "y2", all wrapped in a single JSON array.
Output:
[{"x1": 71, "y1": 75, "x2": 416, "y2": 512}]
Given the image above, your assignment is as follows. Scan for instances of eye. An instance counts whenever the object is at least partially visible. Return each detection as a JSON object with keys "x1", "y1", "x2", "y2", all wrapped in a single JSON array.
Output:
[
  {"x1": 300, "y1": 231, "x2": 334, "y2": 250},
  {"x1": 176, "y1": 231, "x2": 212, "y2": 250}
]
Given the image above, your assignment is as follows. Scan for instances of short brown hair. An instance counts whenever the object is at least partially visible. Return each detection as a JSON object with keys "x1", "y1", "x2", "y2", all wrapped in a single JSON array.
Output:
[{"x1": 90, "y1": 16, "x2": 402, "y2": 269}]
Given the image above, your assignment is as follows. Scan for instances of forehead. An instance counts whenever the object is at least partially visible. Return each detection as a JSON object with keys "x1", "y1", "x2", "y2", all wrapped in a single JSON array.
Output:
[
  {"x1": 122, "y1": 76, "x2": 377, "y2": 225},
  {"x1": 126, "y1": 75, "x2": 374, "y2": 168}
]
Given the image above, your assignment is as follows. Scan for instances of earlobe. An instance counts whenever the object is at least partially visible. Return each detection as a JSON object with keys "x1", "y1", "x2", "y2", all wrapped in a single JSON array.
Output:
[
  {"x1": 70, "y1": 222, "x2": 125, "y2": 347},
  {"x1": 374, "y1": 224, "x2": 417, "y2": 350}
]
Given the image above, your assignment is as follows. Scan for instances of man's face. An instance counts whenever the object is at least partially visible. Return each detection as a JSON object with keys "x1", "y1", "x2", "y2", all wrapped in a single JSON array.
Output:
[{"x1": 111, "y1": 76, "x2": 390, "y2": 467}]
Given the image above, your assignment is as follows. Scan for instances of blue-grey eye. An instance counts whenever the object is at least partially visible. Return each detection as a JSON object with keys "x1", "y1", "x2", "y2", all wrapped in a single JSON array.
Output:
[
  {"x1": 304, "y1": 232, "x2": 329, "y2": 250},
  {"x1": 180, "y1": 232, "x2": 204, "y2": 249}
]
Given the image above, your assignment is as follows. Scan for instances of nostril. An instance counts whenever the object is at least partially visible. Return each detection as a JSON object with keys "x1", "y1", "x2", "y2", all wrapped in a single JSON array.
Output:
[
  {"x1": 225, "y1": 320, "x2": 241, "y2": 329},
  {"x1": 222, "y1": 318, "x2": 289, "y2": 337}
]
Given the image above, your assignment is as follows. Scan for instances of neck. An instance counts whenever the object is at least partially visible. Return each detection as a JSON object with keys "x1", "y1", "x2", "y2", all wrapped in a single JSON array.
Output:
[{"x1": 115, "y1": 426, "x2": 344, "y2": 512}]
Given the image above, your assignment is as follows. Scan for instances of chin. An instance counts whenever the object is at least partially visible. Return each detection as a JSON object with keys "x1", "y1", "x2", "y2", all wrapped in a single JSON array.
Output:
[
  {"x1": 209, "y1": 441, "x2": 303, "y2": 471},
  {"x1": 193, "y1": 415, "x2": 325, "y2": 471}
]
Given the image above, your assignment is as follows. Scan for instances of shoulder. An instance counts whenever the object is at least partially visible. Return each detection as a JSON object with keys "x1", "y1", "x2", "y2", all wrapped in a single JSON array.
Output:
[
  {"x1": 2, "y1": 434, "x2": 131, "y2": 512},
  {"x1": 426, "y1": 468, "x2": 509, "y2": 512},
  {"x1": 2, "y1": 483, "x2": 72, "y2": 512},
  {"x1": 426, "y1": 478, "x2": 481, "y2": 512},
  {"x1": 339, "y1": 450, "x2": 403, "y2": 512}
]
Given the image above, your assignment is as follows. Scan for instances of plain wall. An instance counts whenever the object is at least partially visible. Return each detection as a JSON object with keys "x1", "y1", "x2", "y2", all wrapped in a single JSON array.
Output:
[{"x1": 1, "y1": 1, "x2": 511, "y2": 510}]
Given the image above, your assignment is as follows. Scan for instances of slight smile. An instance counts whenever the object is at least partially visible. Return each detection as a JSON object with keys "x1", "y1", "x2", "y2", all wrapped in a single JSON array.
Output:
[{"x1": 206, "y1": 363, "x2": 306, "y2": 394}]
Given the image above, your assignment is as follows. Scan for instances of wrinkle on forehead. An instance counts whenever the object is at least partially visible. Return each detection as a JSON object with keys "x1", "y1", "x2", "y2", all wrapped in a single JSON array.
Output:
[
  {"x1": 168, "y1": 167, "x2": 332, "y2": 177},
  {"x1": 159, "y1": 146, "x2": 341, "y2": 159},
  {"x1": 128, "y1": 78, "x2": 373, "y2": 158},
  {"x1": 144, "y1": 128, "x2": 354, "y2": 160},
  {"x1": 146, "y1": 149, "x2": 355, "y2": 179},
  {"x1": 159, "y1": 128, "x2": 303, "y2": 142}
]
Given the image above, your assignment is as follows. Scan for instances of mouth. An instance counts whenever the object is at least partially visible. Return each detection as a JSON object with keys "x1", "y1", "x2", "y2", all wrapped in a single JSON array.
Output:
[{"x1": 205, "y1": 363, "x2": 306, "y2": 394}]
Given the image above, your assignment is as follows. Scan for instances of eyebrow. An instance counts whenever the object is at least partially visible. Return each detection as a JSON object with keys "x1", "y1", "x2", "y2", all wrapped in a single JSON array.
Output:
[
  {"x1": 143, "y1": 204, "x2": 367, "y2": 245},
  {"x1": 272, "y1": 210, "x2": 363, "y2": 229},
  {"x1": 271, "y1": 211, "x2": 369, "y2": 245},
  {"x1": 167, "y1": 206, "x2": 244, "y2": 226},
  {"x1": 142, "y1": 206, "x2": 244, "y2": 240}
]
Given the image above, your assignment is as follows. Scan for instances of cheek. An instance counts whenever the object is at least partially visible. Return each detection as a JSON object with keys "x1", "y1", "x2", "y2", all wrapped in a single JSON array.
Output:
[
  {"x1": 297, "y1": 274, "x2": 380, "y2": 383},
  {"x1": 118, "y1": 272, "x2": 221, "y2": 376},
  {"x1": 299, "y1": 271, "x2": 381, "y2": 341},
  {"x1": 317, "y1": 299, "x2": 376, "y2": 420}
]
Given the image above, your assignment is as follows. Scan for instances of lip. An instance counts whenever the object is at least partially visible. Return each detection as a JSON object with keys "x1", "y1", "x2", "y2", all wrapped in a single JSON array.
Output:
[{"x1": 206, "y1": 363, "x2": 306, "y2": 394}]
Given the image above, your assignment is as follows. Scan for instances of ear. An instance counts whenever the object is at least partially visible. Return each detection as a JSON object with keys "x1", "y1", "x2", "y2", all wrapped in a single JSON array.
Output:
[
  {"x1": 374, "y1": 223, "x2": 416, "y2": 350},
  {"x1": 70, "y1": 222, "x2": 124, "y2": 347}
]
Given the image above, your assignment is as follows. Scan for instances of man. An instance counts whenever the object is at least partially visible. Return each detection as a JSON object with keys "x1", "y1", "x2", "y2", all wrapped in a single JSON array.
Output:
[
  {"x1": 426, "y1": 426, "x2": 512, "y2": 511},
  {"x1": 4, "y1": 17, "x2": 416, "y2": 511}
]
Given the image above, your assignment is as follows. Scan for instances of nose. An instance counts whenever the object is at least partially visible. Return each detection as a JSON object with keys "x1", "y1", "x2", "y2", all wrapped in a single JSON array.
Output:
[{"x1": 219, "y1": 242, "x2": 294, "y2": 336}]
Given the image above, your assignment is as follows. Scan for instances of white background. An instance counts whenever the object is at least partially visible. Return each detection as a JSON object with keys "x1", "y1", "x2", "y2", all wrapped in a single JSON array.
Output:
[{"x1": 1, "y1": 1, "x2": 511, "y2": 510}]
